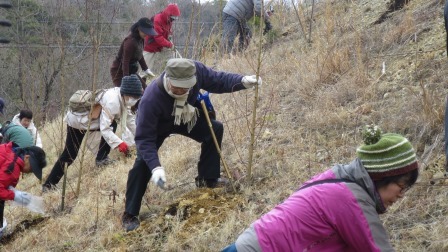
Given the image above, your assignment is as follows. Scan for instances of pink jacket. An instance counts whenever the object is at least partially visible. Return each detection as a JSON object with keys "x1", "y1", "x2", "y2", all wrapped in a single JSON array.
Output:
[{"x1": 237, "y1": 159, "x2": 394, "y2": 252}]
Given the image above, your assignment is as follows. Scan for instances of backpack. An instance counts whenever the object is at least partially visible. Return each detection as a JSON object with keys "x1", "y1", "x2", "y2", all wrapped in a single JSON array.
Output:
[
  {"x1": 68, "y1": 89, "x2": 106, "y2": 119},
  {"x1": 0, "y1": 121, "x2": 19, "y2": 144}
]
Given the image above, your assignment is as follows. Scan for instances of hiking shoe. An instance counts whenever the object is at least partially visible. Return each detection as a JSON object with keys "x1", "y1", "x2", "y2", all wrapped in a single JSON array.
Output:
[
  {"x1": 122, "y1": 212, "x2": 140, "y2": 232},
  {"x1": 195, "y1": 177, "x2": 229, "y2": 188},
  {"x1": 95, "y1": 157, "x2": 116, "y2": 167},
  {"x1": 42, "y1": 184, "x2": 56, "y2": 193}
]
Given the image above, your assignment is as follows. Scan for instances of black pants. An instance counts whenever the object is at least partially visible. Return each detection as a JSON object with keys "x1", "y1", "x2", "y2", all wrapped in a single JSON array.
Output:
[
  {"x1": 0, "y1": 200, "x2": 4, "y2": 228},
  {"x1": 44, "y1": 121, "x2": 117, "y2": 186},
  {"x1": 124, "y1": 117, "x2": 223, "y2": 216}
]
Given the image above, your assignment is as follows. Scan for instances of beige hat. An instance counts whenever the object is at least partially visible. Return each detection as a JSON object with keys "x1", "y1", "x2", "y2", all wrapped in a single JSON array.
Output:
[{"x1": 165, "y1": 59, "x2": 197, "y2": 88}]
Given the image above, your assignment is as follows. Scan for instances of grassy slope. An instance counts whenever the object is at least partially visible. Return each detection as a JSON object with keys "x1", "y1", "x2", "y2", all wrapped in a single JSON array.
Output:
[{"x1": 2, "y1": 0, "x2": 448, "y2": 251}]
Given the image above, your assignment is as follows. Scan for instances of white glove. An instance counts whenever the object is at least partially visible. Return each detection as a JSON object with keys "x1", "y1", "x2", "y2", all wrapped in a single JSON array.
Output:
[
  {"x1": 144, "y1": 69, "x2": 155, "y2": 77},
  {"x1": 13, "y1": 190, "x2": 31, "y2": 206},
  {"x1": 242, "y1": 75, "x2": 262, "y2": 89},
  {"x1": 151, "y1": 166, "x2": 166, "y2": 188}
]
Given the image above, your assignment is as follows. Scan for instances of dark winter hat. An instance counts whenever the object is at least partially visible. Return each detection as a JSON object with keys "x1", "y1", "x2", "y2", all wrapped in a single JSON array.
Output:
[
  {"x1": 137, "y1": 17, "x2": 157, "y2": 36},
  {"x1": 22, "y1": 146, "x2": 47, "y2": 180},
  {"x1": 165, "y1": 59, "x2": 196, "y2": 88},
  {"x1": 356, "y1": 125, "x2": 418, "y2": 181},
  {"x1": 0, "y1": 97, "x2": 4, "y2": 115},
  {"x1": 120, "y1": 74, "x2": 143, "y2": 97}
]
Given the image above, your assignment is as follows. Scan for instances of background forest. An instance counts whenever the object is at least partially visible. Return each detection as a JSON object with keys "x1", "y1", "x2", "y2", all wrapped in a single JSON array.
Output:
[{"x1": 0, "y1": 0, "x2": 227, "y2": 123}]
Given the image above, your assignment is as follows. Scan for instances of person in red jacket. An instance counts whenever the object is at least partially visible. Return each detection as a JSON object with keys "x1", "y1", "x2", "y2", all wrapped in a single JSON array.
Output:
[
  {"x1": 140, "y1": 3, "x2": 181, "y2": 76},
  {"x1": 0, "y1": 143, "x2": 47, "y2": 236}
]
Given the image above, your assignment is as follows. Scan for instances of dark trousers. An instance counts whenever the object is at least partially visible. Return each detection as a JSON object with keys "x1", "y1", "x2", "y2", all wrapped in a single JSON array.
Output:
[
  {"x1": 445, "y1": 96, "x2": 448, "y2": 170},
  {"x1": 124, "y1": 117, "x2": 223, "y2": 216},
  {"x1": 444, "y1": 1, "x2": 448, "y2": 56},
  {"x1": 0, "y1": 200, "x2": 4, "y2": 228},
  {"x1": 44, "y1": 121, "x2": 117, "y2": 186},
  {"x1": 222, "y1": 13, "x2": 252, "y2": 54}
]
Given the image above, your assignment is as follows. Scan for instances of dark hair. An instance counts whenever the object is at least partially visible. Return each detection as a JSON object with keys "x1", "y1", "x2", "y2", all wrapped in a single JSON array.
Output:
[
  {"x1": 129, "y1": 21, "x2": 142, "y2": 40},
  {"x1": 374, "y1": 168, "x2": 419, "y2": 190},
  {"x1": 19, "y1": 109, "x2": 33, "y2": 120},
  {"x1": 5, "y1": 146, "x2": 47, "y2": 176}
]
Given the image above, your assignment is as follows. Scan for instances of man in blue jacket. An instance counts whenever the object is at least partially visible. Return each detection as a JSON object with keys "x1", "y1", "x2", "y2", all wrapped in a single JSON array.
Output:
[{"x1": 122, "y1": 58, "x2": 262, "y2": 231}]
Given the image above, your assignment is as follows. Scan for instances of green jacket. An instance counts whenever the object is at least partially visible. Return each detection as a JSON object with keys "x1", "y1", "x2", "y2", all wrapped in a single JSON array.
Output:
[{"x1": 1, "y1": 122, "x2": 34, "y2": 147}]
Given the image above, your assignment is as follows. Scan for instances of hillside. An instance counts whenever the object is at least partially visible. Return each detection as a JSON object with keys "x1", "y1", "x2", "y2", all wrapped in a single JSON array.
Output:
[{"x1": 2, "y1": 0, "x2": 448, "y2": 251}]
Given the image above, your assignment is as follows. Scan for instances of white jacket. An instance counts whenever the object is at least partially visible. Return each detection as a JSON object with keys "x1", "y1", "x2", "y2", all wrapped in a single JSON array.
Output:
[
  {"x1": 12, "y1": 114, "x2": 43, "y2": 148},
  {"x1": 65, "y1": 87, "x2": 136, "y2": 150}
]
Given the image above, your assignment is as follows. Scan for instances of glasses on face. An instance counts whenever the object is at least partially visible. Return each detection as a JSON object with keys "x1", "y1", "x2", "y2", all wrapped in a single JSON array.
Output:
[{"x1": 396, "y1": 182, "x2": 411, "y2": 194}]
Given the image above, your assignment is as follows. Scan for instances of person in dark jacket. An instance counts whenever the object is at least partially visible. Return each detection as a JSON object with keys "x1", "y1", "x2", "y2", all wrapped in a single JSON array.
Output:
[
  {"x1": 0, "y1": 97, "x2": 4, "y2": 116},
  {"x1": 222, "y1": 0, "x2": 272, "y2": 54},
  {"x1": 110, "y1": 17, "x2": 158, "y2": 88},
  {"x1": 121, "y1": 58, "x2": 262, "y2": 232},
  {"x1": 0, "y1": 143, "x2": 47, "y2": 236},
  {"x1": 222, "y1": 125, "x2": 419, "y2": 252},
  {"x1": 0, "y1": 97, "x2": 5, "y2": 142}
]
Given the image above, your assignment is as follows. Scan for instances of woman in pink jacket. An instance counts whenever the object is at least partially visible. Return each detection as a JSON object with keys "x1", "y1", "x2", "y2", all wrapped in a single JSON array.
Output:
[{"x1": 223, "y1": 125, "x2": 419, "y2": 252}]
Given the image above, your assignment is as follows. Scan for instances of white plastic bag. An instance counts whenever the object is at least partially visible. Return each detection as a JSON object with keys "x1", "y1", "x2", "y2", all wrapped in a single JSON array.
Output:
[{"x1": 11, "y1": 194, "x2": 45, "y2": 214}]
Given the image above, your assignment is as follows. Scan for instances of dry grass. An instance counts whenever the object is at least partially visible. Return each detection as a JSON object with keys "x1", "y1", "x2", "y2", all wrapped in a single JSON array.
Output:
[{"x1": 2, "y1": 0, "x2": 448, "y2": 251}]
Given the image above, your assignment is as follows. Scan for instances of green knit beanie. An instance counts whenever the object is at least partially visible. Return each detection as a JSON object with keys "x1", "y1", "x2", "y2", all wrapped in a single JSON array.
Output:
[{"x1": 356, "y1": 125, "x2": 418, "y2": 180}]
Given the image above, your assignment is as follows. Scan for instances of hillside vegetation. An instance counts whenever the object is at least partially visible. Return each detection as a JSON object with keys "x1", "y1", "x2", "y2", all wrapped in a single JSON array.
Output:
[{"x1": 2, "y1": 0, "x2": 448, "y2": 251}]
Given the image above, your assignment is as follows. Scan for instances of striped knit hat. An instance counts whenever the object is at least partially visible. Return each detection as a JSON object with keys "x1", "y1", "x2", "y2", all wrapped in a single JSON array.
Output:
[
  {"x1": 120, "y1": 74, "x2": 143, "y2": 97},
  {"x1": 356, "y1": 125, "x2": 418, "y2": 180}
]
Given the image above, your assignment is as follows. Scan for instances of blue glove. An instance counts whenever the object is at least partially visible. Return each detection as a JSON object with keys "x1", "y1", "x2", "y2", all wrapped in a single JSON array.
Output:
[
  {"x1": 197, "y1": 92, "x2": 215, "y2": 112},
  {"x1": 197, "y1": 92, "x2": 216, "y2": 119}
]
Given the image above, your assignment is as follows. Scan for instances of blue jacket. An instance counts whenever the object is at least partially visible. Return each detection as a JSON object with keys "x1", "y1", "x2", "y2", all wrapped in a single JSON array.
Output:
[{"x1": 136, "y1": 61, "x2": 245, "y2": 171}]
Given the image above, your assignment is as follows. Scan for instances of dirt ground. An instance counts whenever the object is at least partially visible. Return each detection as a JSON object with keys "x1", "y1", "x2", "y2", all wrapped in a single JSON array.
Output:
[{"x1": 110, "y1": 187, "x2": 246, "y2": 250}]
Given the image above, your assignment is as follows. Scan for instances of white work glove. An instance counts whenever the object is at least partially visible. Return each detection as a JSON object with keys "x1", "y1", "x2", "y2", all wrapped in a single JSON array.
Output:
[
  {"x1": 13, "y1": 190, "x2": 31, "y2": 206},
  {"x1": 144, "y1": 69, "x2": 156, "y2": 77},
  {"x1": 242, "y1": 75, "x2": 262, "y2": 89},
  {"x1": 151, "y1": 166, "x2": 167, "y2": 189}
]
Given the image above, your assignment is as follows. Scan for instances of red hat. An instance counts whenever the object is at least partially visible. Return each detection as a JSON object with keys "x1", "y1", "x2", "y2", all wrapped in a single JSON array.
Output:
[{"x1": 164, "y1": 3, "x2": 181, "y2": 17}]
